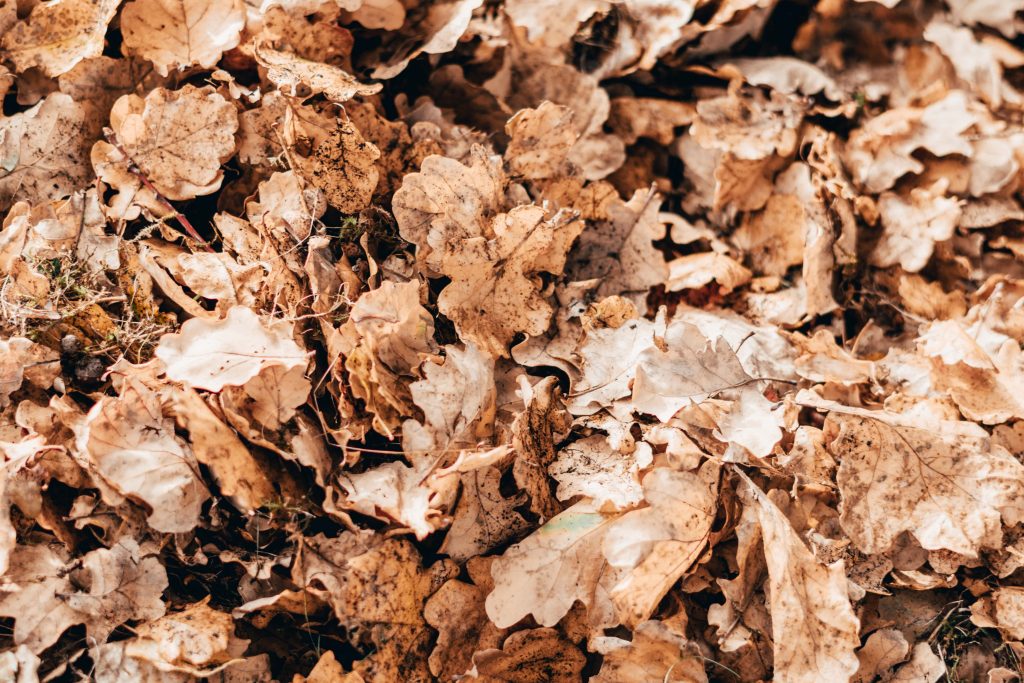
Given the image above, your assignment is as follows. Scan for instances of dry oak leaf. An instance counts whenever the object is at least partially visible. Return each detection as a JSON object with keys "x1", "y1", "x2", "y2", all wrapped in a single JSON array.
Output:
[
  {"x1": 438, "y1": 205, "x2": 584, "y2": 358},
  {"x1": 401, "y1": 342, "x2": 497, "y2": 467},
  {"x1": 62, "y1": 539, "x2": 169, "y2": 646},
  {"x1": 121, "y1": 0, "x2": 245, "y2": 76},
  {"x1": 371, "y1": 0, "x2": 483, "y2": 79},
  {"x1": 485, "y1": 499, "x2": 617, "y2": 628},
  {"x1": 503, "y1": 101, "x2": 578, "y2": 180},
  {"x1": 301, "y1": 118, "x2": 380, "y2": 213},
  {"x1": 156, "y1": 305, "x2": 308, "y2": 392},
  {"x1": 469, "y1": 628, "x2": 586, "y2": 683},
  {"x1": 0, "y1": 544, "x2": 84, "y2": 653},
  {"x1": 740, "y1": 473, "x2": 861, "y2": 683},
  {"x1": 1, "y1": 0, "x2": 119, "y2": 77},
  {"x1": 511, "y1": 375, "x2": 572, "y2": 521},
  {"x1": 602, "y1": 463, "x2": 718, "y2": 627},
  {"x1": 826, "y1": 409, "x2": 1024, "y2": 557},
  {"x1": 107, "y1": 85, "x2": 238, "y2": 200},
  {"x1": 254, "y1": 44, "x2": 382, "y2": 102},
  {"x1": 632, "y1": 320, "x2": 752, "y2": 422},
  {"x1": 439, "y1": 466, "x2": 529, "y2": 563},
  {"x1": 854, "y1": 628, "x2": 909, "y2": 683},
  {"x1": 423, "y1": 558, "x2": 506, "y2": 680},
  {"x1": 336, "y1": 280, "x2": 437, "y2": 436},
  {"x1": 872, "y1": 184, "x2": 961, "y2": 273},
  {"x1": 76, "y1": 379, "x2": 210, "y2": 533},
  {"x1": 393, "y1": 148, "x2": 506, "y2": 275},
  {"x1": 0, "y1": 646, "x2": 39, "y2": 683},
  {"x1": 549, "y1": 434, "x2": 652, "y2": 511},
  {"x1": 884, "y1": 643, "x2": 945, "y2": 683},
  {"x1": 565, "y1": 316, "x2": 657, "y2": 415},
  {"x1": 591, "y1": 619, "x2": 708, "y2": 683},
  {"x1": 567, "y1": 187, "x2": 667, "y2": 298},
  {"x1": 169, "y1": 387, "x2": 276, "y2": 515},
  {"x1": 338, "y1": 460, "x2": 441, "y2": 539},
  {"x1": 0, "y1": 336, "x2": 58, "y2": 407},
  {"x1": 0, "y1": 93, "x2": 96, "y2": 211}
]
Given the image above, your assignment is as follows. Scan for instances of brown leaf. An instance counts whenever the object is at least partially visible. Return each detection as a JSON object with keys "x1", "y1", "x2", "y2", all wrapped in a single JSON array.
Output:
[
  {"x1": 470, "y1": 627, "x2": 586, "y2": 683},
  {"x1": 255, "y1": 44, "x2": 382, "y2": 103}
]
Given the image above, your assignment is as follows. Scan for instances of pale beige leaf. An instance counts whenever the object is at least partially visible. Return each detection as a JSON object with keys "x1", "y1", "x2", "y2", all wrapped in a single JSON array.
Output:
[
  {"x1": 255, "y1": 44, "x2": 382, "y2": 103},
  {"x1": 121, "y1": 0, "x2": 245, "y2": 76},
  {"x1": 504, "y1": 102, "x2": 578, "y2": 180},
  {"x1": 591, "y1": 620, "x2": 708, "y2": 683},
  {"x1": 884, "y1": 643, "x2": 945, "y2": 683},
  {"x1": 1, "y1": 0, "x2": 119, "y2": 77},
  {"x1": 0, "y1": 544, "x2": 82, "y2": 653},
  {"x1": 439, "y1": 467, "x2": 529, "y2": 562},
  {"x1": 602, "y1": 465, "x2": 717, "y2": 627},
  {"x1": 77, "y1": 380, "x2": 210, "y2": 533},
  {"x1": 549, "y1": 435, "x2": 652, "y2": 510},
  {"x1": 110, "y1": 85, "x2": 239, "y2": 200},
  {"x1": 485, "y1": 500, "x2": 617, "y2": 628},
  {"x1": 872, "y1": 184, "x2": 960, "y2": 273},
  {"x1": 828, "y1": 411, "x2": 1024, "y2": 556},
  {"x1": 0, "y1": 93, "x2": 96, "y2": 210},
  {"x1": 156, "y1": 306, "x2": 307, "y2": 392},
  {"x1": 854, "y1": 628, "x2": 910, "y2": 683},
  {"x1": 741, "y1": 474, "x2": 861, "y2": 683}
]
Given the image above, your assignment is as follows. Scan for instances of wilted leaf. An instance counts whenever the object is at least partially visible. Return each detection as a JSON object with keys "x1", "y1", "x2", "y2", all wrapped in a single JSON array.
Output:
[
  {"x1": 2, "y1": 0, "x2": 119, "y2": 77},
  {"x1": 255, "y1": 44, "x2": 382, "y2": 103},
  {"x1": 121, "y1": 0, "x2": 245, "y2": 76}
]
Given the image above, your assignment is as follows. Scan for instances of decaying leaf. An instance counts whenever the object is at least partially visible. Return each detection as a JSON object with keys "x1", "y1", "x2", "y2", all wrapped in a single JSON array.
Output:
[
  {"x1": 121, "y1": 0, "x2": 245, "y2": 76},
  {"x1": 2, "y1": 0, "x2": 119, "y2": 77}
]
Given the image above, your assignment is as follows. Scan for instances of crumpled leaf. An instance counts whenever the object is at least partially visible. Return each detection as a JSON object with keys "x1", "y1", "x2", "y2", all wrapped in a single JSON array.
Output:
[
  {"x1": 591, "y1": 619, "x2": 708, "y2": 683},
  {"x1": 438, "y1": 205, "x2": 584, "y2": 358},
  {"x1": 156, "y1": 306, "x2": 307, "y2": 392},
  {"x1": 469, "y1": 627, "x2": 585, "y2": 683},
  {"x1": 255, "y1": 44, "x2": 382, "y2": 102},
  {"x1": 121, "y1": 0, "x2": 245, "y2": 76},
  {"x1": 549, "y1": 434, "x2": 652, "y2": 510},
  {"x1": 76, "y1": 379, "x2": 210, "y2": 533},
  {"x1": 740, "y1": 472, "x2": 861, "y2": 683}
]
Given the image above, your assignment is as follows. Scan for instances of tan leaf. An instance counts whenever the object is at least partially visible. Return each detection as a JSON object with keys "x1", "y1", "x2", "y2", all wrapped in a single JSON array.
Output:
[
  {"x1": 0, "y1": 646, "x2": 40, "y2": 683},
  {"x1": 602, "y1": 465, "x2": 717, "y2": 627},
  {"x1": 854, "y1": 628, "x2": 910, "y2": 683},
  {"x1": 255, "y1": 44, "x2": 382, "y2": 102},
  {"x1": 504, "y1": 102, "x2": 578, "y2": 180},
  {"x1": 63, "y1": 539, "x2": 168, "y2": 645},
  {"x1": 591, "y1": 620, "x2": 708, "y2": 683},
  {"x1": 338, "y1": 460, "x2": 442, "y2": 539},
  {"x1": 121, "y1": 0, "x2": 245, "y2": 76},
  {"x1": 156, "y1": 305, "x2": 308, "y2": 392},
  {"x1": 511, "y1": 376, "x2": 572, "y2": 520},
  {"x1": 740, "y1": 473, "x2": 861, "y2": 683},
  {"x1": 337, "y1": 280, "x2": 437, "y2": 436},
  {"x1": 470, "y1": 628, "x2": 586, "y2": 683},
  {"x1": 298, "y1": 119, "x2": 381, "y2": 213},
  {"x1": 0, "y1": 93, "x2": 97, "y2": 210},
  {"x1": 666, "y1": 252, "x2": 752, "y2": 294},
  {"x1": 632, "y1": 320, "x2": 752, "y2": 422},
  {"x1": 0, "y1": 544, "x2": 84, "y2": 653},
  {"x1": 565, "y1": 317, "x2": 656, "y2": 415},
  {"x1": 827, "y1": 410, "x2": 1024, "y2": 556},
  {"x1": 884, "y1": 643, "x2": 945, "y2": 683},
  {"x1": 0, "y1": 337, "x2": 59, "y2": 407},
  {"x1": 108, "y1": 85, "x2": 238, "y2": 200},
  {"x1": 1, "y1": 0, "x2": 119, "y2": 77},
  {"x1": 438, "y1": 205, "x2": 584, "y2": 358},
  {"x1": 169, "y1": 387, "x2": 276, "y2": 515},
  {"x1": 439, "y1": 466, "x2": 529, "y2": 563},
  {"x1": 485, "y1": 500, "x2": 617, "y2": 628},
  {"x1": 371, "y1": 0, "x2": 482, "y2": 79},
  {"x1": 423, "y1": 559, "x2": 506, "y2": 680},
  {"x1": 567, "y1": 187, "x2": 668, "y2": 298},
  {"x1": 549, "y1": 434, "x2": 652, "y2": 510},
  {"x1": 76, "y1": 380, "x2": 210, "y2": 533},
  {"x1": 872, "y1": 184, "x2": 961, "y2": 273},
  {"x1": 393, "y1": 149, "x2": 506, "y2": 273}
]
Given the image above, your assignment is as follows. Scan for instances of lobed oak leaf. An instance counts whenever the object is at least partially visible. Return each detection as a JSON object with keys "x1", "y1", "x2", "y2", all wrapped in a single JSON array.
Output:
[
  {"x1": 1, "y1": 0, "x2": 119, "y2": 77},
  {"x1": 76, "y1": 379, "x2": 210, "y2": 533},
  {"x1": 854, "y1": 629, "x2": 910, "y2": 683},
  {"x1": 107, "y1": 85, "x2": 238, "y2": 201},
  {"x1": 740, "y1": 472, "x2": 861, "y2": 683},
  {"x1": 156, "y1": 305, "x2": 308, "y2": 392},
  {"x1": 121, "y1": 0, "x2": 246, "y2": 76},
  {"x1": 884, "y1": 643, "x2": 945, "y2": 683},
  {"x1": 632, "y1": 320, "x2": 752, "y2": 422},
  {"x1": 438, "y1": 205, "x2": 584, "y2": 358},
  {"x1": 338, "y1": 460, "x2": 442, "y2": 539},
  {"x1": 0, "y1": 93, "x2": 97, "y2": 211},
  {"x1": 469, "y1": 628, "x2": 586, "y2": 683},
  {"x1": 485, "y1": 500, "x2": 617, "y2": 628},
  {"x1": 549, "y1": 434, "x2": 652, "y2": 511},
  {"x1": 254, "y1": 44, "x2": 382, "y2": 102},
  {"x1": 300, "y1": 119, "x2": 380, "y2": 213},
  {"x1": 393, "y1": 148, "x2": 506, "y2": 275},
  {"x1": 602, "y1": 464, "x2": 718, "y2": 627},
  {"x1": 872, "y1": 183, "x2": 961, "y2": 273},
  {"x1": 0, "y1": 544, "x2": 83, "y2": 653},
  {"x1": 503, "y1": 102, "x2": 578, "y2": 180},
  {"x1": 439, "y1": 466, "x2": 529, "y2": 562},
  {"x1": 591, "y1": 620, "x2": 708, "y2": 683},
  {"x1": 371, "y1": 0, "x2": 483, "y2": 79},
  {"x1": 825, "y1": 409, "x2": 1024, "y2": 557}
]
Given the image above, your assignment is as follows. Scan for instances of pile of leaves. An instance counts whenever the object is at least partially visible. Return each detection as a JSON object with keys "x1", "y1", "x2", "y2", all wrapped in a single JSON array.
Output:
[{"x1": 5, "y1": 0, "x2": 1024, "y2": 680}]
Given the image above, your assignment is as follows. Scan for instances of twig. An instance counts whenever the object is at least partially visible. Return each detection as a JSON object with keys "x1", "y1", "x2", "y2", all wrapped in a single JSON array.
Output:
[{"x1": 102, "y1": 128, "x2": 214, "y2": 252}]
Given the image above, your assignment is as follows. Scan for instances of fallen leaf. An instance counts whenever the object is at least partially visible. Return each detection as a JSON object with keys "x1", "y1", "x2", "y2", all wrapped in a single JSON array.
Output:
[
  {"x1": 121, "y1": 0, "x2": 246, "y2": 76},
  {"x1": 2, "y1": 0, "x2": 119, "y2": 77}
]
